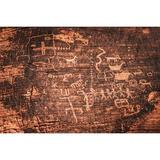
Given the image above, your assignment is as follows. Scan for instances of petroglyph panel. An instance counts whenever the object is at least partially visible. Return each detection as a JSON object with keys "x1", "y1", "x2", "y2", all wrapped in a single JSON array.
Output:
[{"x1": 0, "y1": 27, "x2": 160, "y2": 133}]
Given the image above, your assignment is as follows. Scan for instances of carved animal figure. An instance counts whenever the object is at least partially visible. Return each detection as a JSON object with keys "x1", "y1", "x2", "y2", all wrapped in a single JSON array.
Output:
[{"x1": 65, "y1": 56, "x2": 78, "y2": 66}]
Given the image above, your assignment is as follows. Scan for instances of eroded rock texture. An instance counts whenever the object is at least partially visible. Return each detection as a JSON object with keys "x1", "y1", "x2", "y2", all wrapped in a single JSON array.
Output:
[{"x1": 0, "y1": 27, "x2": 160, "y2": 133}]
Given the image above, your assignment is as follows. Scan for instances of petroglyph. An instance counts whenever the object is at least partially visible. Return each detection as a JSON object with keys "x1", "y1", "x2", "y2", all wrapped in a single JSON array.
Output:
[
  {"x1": 105, "y1": 55, "x2": 121, "y2": 63},
  {"x1": 65, "y1": 55, "x2": 78, "y2": 67},
  {"x1": 126, "y1": 88, "x2": 135, "y2": 99},
  {"x1": 95, "y1": 47, "x2": 106, "y2": 73},
  {"x1": 53, "y1": 30, "x2": 88, "y2": 45},
  {"x1": 139, "y1": 79, "x2": 152, "y2": 88},
  {"x1": 78, "y1": 90, "x2": 95, "y2": 111},
  {"x1": 71, "y1": 79, "x2": 84, "y2": 90},
  {"x1": 114, "y1": 99, "x2": 130, "y2": 108},
  {"x1": 128, "y1": 79, "x2": 138, "y2": 87},
  {"x1": 99, "y1": 89, "x2": 107, "y2": 101},
  {"x1": 59, "y1": 88, "x2": 82, "y2": 123},
  {"x1": 63, "y1": 73, "x2": 73, "y2": 82},
  {"x1": 104, "y1": 70, "x2": 114, "y2": 81},
  {"x1": 0, "y1": 27, "x2": 160, "y2": 133},
  {"x1": 133, "y1": 69, "x2": 144, "y2": 76},
  {"x1": 114, "y1": 71, "x2": 133, "y2": 81},
  {"x1": 123, "y1": 105, "x2": 141, "y2": 117},
  {"x1": 108, "y1": 61, "x2": 125, "y2": 71}
]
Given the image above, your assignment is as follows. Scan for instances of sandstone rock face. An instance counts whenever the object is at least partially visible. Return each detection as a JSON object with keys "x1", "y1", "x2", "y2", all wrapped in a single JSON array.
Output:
[{"x1": 0, "y1": 27, "x2": 160, "y2": 133}]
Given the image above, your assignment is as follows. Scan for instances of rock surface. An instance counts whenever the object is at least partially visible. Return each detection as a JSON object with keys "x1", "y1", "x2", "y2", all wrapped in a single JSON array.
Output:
[{"x1": 0, "y1": 27, "x2": 160, "y2": 133}]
